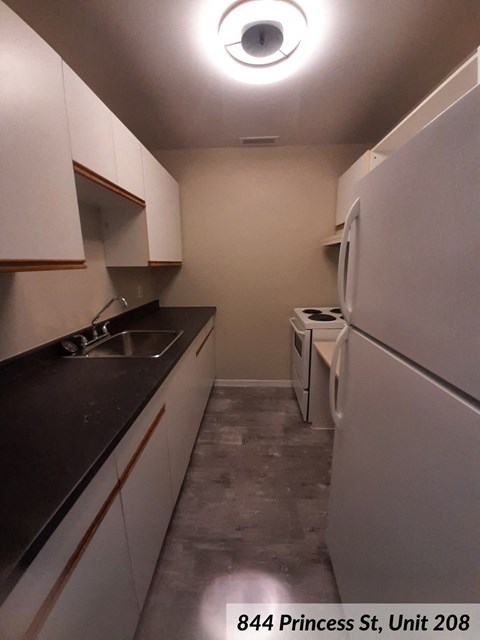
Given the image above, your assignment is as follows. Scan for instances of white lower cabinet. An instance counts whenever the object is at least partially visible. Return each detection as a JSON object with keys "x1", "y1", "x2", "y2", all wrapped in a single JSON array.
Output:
[
  {"x1": 0, "y1": 318, "x2": 215, "y2": 639},
  {"x1": 37, "y1": 494, "x2": 139, "y2": 640},
  {"x1": 196, "y1": 322, "x2": 216, "y2": 418},
  {"x1": 166, "y1": 321, "x2": 215, "y2": 503},
  {"x1": 114, "y1": 396, "x2": 173, "y2": 609},
  {"x1": 0, "y1": 457, "x2": 138, "y2": 640}
]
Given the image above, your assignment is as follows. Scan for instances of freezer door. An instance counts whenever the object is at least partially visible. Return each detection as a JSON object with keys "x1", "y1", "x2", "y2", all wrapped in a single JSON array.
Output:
[
  {"x1": 344, "y1": 84, "x2": 480, "y2": 400},
  {"x1": 326, "y1": 328, "x2": 480, "y2": 603}
]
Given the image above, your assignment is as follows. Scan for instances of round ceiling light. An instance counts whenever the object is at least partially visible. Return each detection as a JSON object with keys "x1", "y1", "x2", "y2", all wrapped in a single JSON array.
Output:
[{"x1": 218, "y1": 0, "x2": 307, "y2": 68}]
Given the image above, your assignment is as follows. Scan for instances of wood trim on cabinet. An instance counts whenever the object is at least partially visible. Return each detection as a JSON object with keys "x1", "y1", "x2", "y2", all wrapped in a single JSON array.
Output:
[
  {"x1": 148, "y1": 261, "x2": 182, "y2": 267},
  {"x1": 23, "y1": 482, "x2": 121, "y2": 640},
  {"x1": 0, "y1": 260, "x2": 86, "y2": 272},
  {"x1": 118, "y1": 404, "x2": 166, "y2": 486},
  {"x1": 196, "y1": 327, "x2": 214, "y2": 358},
  {"x1": 22, "y1": 404, "x2": 166, "y2": 639},
  {"x1": 73, "y1": 161, "x2": 146, "y2": 207}
]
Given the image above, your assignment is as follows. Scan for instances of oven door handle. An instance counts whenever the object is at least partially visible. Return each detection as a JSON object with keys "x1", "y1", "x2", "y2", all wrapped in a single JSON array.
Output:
[
  {"x1": 329, "y1": 325, "x2": 349, "y2": 427},
  {"x1": 289, "y1": 317, "x2": 306, "y2": 336},
  {"x1": 338, "y1": 197, "x2": 360, "y2": 323}
]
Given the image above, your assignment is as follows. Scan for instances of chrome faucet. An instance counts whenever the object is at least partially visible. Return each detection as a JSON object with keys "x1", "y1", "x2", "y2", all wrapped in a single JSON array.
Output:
[{"x1": 91, "y1": 297, "x2": 128, "y2": 339}]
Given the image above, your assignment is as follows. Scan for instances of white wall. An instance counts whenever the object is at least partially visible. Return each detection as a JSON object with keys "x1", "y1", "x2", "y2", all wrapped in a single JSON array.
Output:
[
  {"x1": 155, "y1": 144, "x2": 368, "y2": 381},
  {"x1": 0, "y1": 203, "x2": 158, "y2": 360}
]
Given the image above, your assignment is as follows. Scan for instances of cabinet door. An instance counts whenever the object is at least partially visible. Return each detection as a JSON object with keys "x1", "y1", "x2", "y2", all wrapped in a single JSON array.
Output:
[
  {"x1": 166, "y1": 323, "x2": 214, "y2": 503},
  {"x1": 63, "y1": 62, "x2": 117, "y2": 184},
  {"x1": 0, "y1": 456, "x2": 139, "y2": 640},
  {"x1": 112, "y1": 115, "x2": 145, "y2": 198},
  {"x1": 38, "y1": 495, "x2": 139, "y2": 640},
  {"x1": 0, "y1": 3, "x2": 84, "y2": 265},
  {"x1": 335, "y1": 151, "x2": 371, "y2": 227},
  {"x1": 115, "y1": 397, "x2": 173, "y2": 609},
  {"x1": 194, "y1": 322, "x2": 215, "y2": 420},
  {"x1": 142, "y1": 148, "x2": 183, "y2": 264},
  {"x1": 165, "y1": 349, "x2": 196, "y2": 503}
]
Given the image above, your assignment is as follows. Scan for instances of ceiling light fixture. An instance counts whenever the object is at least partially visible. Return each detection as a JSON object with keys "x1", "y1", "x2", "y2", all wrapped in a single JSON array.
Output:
[
  {"x1": 199, "y1": 0, "x2": 330, "y2": 85},
  {"x1": 199, "y1": 0, "x2": 332, "y2": 85},
  {"x1": 219, "y1": 0, "x2": 307, "y2": 67}
]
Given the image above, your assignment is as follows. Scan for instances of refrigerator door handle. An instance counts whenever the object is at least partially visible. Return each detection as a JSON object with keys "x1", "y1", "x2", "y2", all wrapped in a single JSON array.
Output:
[
  {"x1": 338, "y1": 197, "x2": 360, "y2": 323},
  {"x1": 329, "y1": 325, "x2": 349, "y2": 426}
]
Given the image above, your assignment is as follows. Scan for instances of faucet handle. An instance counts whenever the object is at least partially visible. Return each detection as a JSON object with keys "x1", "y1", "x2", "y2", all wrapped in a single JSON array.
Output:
[
  {"x1": 73, "y1": 334, "x2": 88, "y2": 353},
  {"x1": 101, "y1": 321, "x2": 110, "y2": 336}
]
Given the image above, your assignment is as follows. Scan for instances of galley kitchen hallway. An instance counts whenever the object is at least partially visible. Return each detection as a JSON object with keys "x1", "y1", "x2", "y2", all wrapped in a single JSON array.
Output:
[{"x1": 134, "y1": 386, "x2": 340, "y2": 640}]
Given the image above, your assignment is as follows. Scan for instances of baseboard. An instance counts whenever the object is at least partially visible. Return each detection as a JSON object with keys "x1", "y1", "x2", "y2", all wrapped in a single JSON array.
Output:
[{"x1": 214, "y1": 379, "x2": 292, "y2": 388}]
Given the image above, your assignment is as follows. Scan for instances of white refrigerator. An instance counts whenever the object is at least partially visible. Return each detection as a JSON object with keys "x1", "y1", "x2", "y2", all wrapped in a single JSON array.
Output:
[{"x1": 326, "y1": 83, "x2": 480, "y2": 603}]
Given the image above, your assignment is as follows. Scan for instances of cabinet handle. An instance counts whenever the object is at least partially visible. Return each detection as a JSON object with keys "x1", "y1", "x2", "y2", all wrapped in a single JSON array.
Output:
[
  {"x1": 196, "y1": 326, "x2": 214, "y2": 357},
  {"x1": 23, "y1": 404, "x2": 166, "y2": 640},
  {"x1": 338, "y1": 197, "x2": 360, "y2": 323},
  {"x1": 329, "y1": 325, "x2": 348, "y2": 427}
]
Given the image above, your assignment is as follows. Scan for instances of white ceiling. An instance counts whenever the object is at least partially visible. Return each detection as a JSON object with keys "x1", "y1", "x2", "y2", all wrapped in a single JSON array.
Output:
[{"x1": 6, "y1": 0, "x2": 480, "y2": 150}]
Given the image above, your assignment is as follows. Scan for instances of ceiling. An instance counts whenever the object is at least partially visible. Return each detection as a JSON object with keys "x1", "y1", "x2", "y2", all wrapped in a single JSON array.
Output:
[{"x1": 5, "y1": 0, "x2": 480, "y2": 150}]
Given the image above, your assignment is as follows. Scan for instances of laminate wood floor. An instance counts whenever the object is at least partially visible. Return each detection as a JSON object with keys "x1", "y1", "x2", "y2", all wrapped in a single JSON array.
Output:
[{"x1": 135, "y1": 386, "x2": 339, "y2": 640}]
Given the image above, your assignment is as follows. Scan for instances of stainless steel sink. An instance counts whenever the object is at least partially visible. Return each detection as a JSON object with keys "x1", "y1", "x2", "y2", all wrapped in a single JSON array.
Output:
[{"x1": 81, "y1": 330, "x2": 183, "y2": 358}]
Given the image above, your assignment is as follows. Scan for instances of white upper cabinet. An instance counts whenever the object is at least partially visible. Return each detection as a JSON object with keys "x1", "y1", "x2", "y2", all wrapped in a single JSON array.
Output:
[
  {"x1": 0, "y1": 2, "x2": 84, "y2": 270},
  {"x1": 371, "y1": 48, "x2": 479, "y2": 169},
  {"x1": 102, "y1": 149, "x2": 183, "y2": 266},
  {"x1": 142, "y1": 148, "x2": 183, "y2": 264},
  {"x1": 63, "y1": 65, "x2": 146, "y2": 206},
  {"x1": 111, "y1": 114, "x2": 145, "y2": 199},
  {"x1": 335, "y1": 151, "x2": 371, "y2": 227},
  {"x1": 62, "y1": 62, "x2": 117, "y2": 184}
]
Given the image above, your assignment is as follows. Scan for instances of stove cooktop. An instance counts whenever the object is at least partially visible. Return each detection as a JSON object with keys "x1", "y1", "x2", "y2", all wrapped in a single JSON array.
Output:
[{"x1": 294, "y1": 306, "x2": 346, "y2": 330}]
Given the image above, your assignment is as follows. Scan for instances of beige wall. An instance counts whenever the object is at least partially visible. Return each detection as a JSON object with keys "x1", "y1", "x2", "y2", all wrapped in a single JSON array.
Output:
[
  {"x1": 155, "y1": 144, "x2": 367, "y2": 381},
  {"x1": 0, "y1": 203, "x2": 158, "y2": 360}
]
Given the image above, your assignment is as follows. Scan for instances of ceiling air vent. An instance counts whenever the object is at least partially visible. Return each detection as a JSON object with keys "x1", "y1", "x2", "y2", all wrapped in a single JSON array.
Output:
[{"x1": 239, "y1": 136, "x2": 279, "y2": 146}]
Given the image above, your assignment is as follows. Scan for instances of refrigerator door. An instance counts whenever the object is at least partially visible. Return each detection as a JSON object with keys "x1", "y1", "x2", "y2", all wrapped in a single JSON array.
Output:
[
  {"x1": 344, "y1": 84, "x2": 480, "y2": 400},
  {"x1": 326, "y1": 328, "x2": 480, "y2": 603}
]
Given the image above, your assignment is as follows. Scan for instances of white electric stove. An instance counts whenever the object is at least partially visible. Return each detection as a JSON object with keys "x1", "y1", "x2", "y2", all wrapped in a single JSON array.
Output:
[{"x1": 290, "y1": 307, "x2": 346, "y2": 422}]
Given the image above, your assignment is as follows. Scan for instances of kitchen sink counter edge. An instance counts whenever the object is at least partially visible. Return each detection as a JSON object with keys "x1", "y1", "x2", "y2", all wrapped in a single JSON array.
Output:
[{"x1": 0, "y1": 301, "x2": 216, "y2": 604}]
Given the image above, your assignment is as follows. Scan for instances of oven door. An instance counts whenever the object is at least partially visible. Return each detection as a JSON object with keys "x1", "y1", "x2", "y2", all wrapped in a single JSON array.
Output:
[
  {"x1": 289, "y1": 317, "x2": 311, "y2": 390},
  {"x1": 292, "y1": 363, "x2": 309, "y2": 421}
]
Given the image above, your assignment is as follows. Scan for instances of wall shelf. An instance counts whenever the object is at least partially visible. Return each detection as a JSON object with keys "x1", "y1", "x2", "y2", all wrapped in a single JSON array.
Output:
[{"x1": 320, "y1": 230, "x2": 344, "y2": 246}]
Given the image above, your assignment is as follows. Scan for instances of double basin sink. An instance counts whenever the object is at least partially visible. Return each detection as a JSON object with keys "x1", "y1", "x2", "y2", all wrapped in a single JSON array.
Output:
[{"x1": 77, "y1": 330, "x2": 183, "y2": 358}]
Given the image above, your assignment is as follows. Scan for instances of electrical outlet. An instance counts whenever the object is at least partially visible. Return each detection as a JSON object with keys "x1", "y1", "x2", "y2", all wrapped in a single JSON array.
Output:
[{"x1": 137, "y1": 285, "x2": 143, "y2": 299}]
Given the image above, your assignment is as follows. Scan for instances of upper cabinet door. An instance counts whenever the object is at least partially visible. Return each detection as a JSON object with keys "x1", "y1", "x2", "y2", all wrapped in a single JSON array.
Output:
[
  {"x1": 0, "y1": 3, "x2": 84, "y2": 267},
  {"x1": 112, "y1": 115, "x2": 145, "y2": 199},
  {"x1": 335, "y1": 151, "x2": 371, "y2": 227},
  {"x1": 142, "y1": 148, "x2": 183, "y2": 264},
  {"x1": 63, "y1": 62, "x2": 117, "y2": 184}
]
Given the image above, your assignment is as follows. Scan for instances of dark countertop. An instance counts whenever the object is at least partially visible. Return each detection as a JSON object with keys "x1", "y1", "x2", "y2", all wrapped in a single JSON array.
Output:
[{"x1": 0, "y1": 302, "x2": 215, "y2": 604}]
